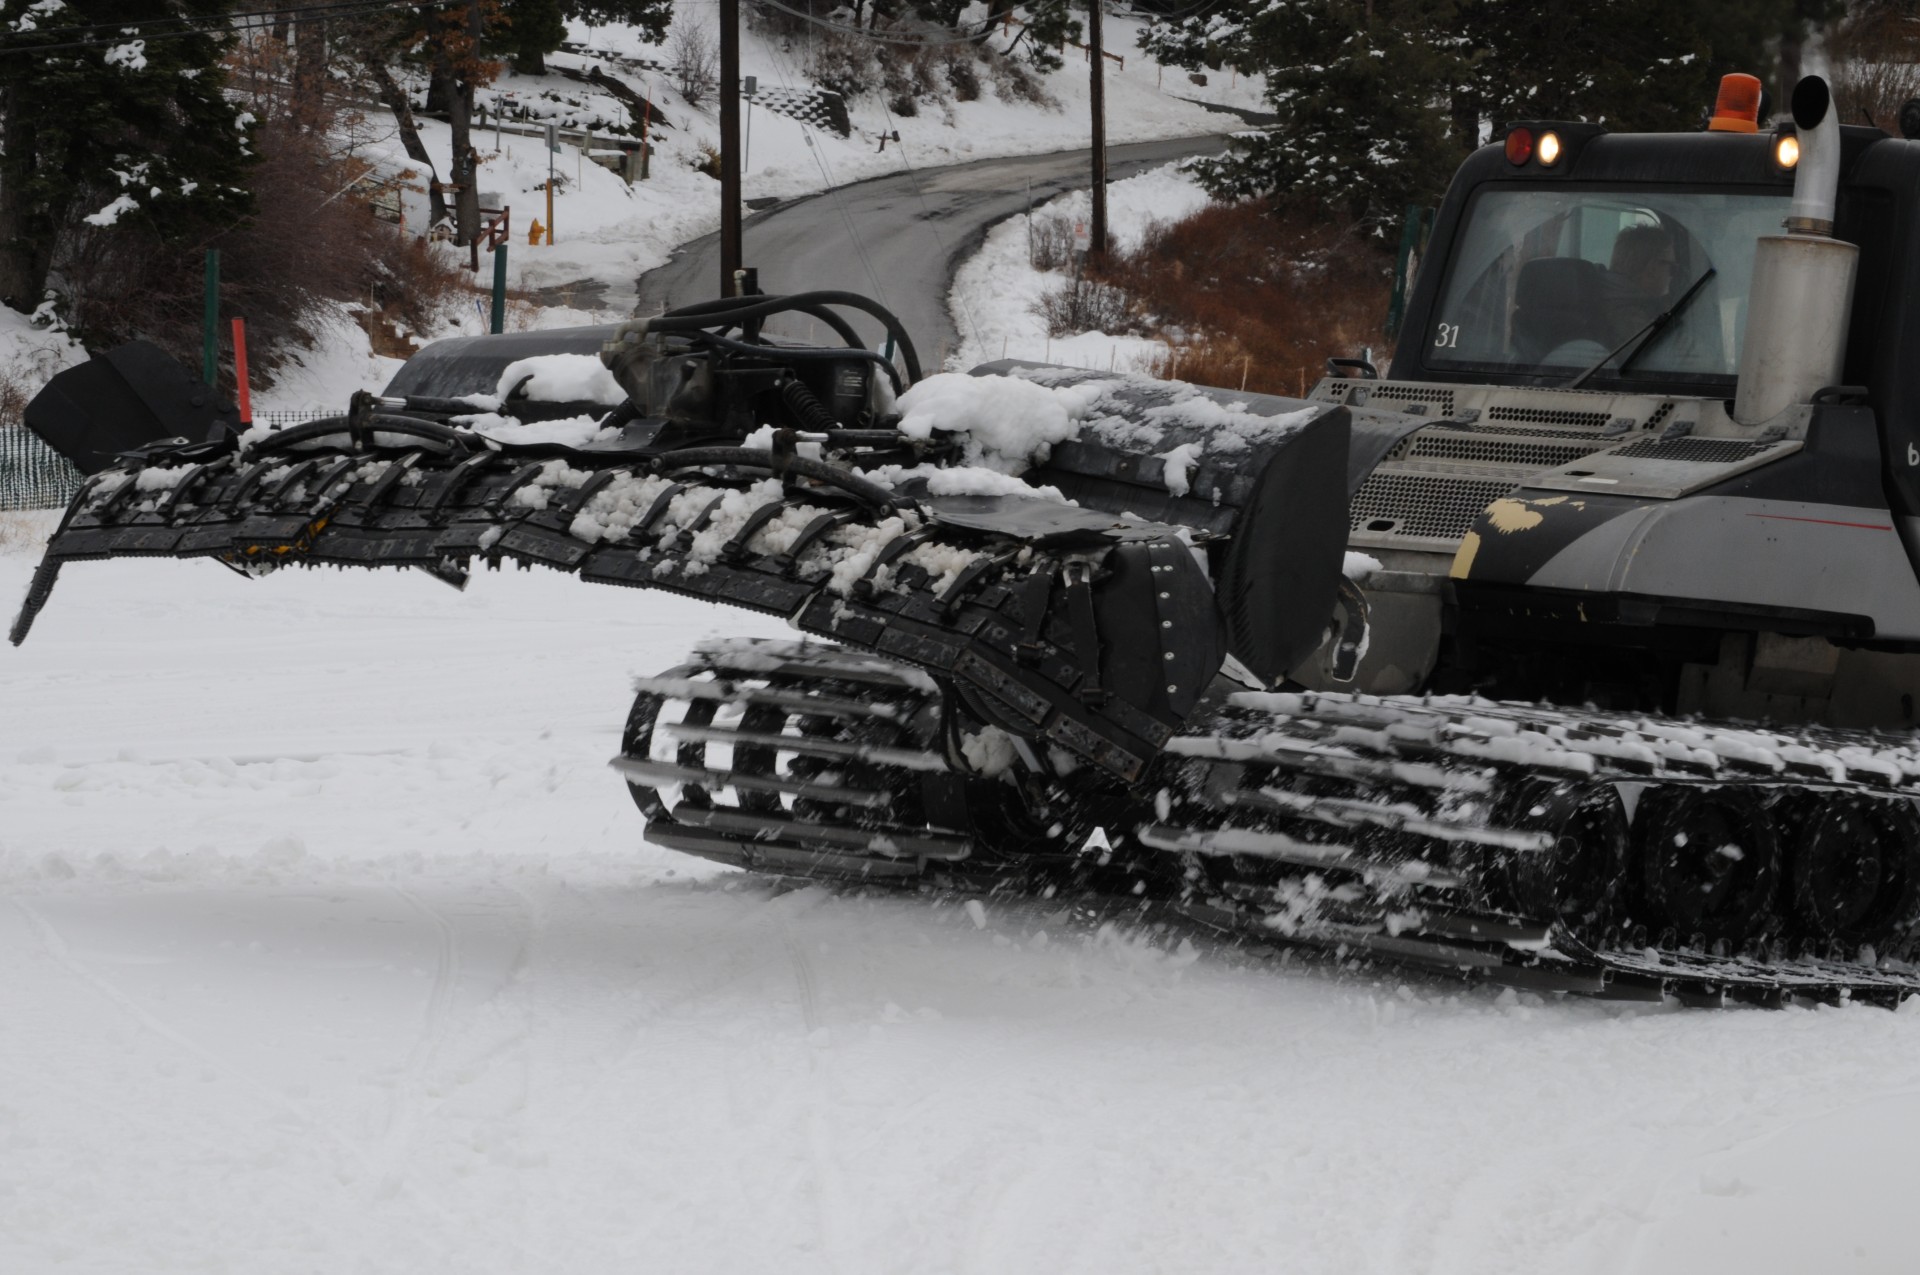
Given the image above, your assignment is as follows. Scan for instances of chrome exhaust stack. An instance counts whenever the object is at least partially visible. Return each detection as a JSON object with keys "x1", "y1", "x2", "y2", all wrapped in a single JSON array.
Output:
[{"x1": 1733, "y1": 76, "x2": 1858, "y2": 426}]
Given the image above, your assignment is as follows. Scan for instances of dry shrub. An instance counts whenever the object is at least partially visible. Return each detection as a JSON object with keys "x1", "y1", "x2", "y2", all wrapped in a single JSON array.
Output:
[
  {"x1": 984, "y1": 52, "x2": 1052, "y2": 107},
  {"x1": 0, "y1": 360, "x2": 30, "y2": 431},
  {"x1": 879, "y1": 40, "x2": 944, "y2": 117},
  {"x1": 1033, "y1": 276, "x2": 1135, "y2": 336},
  {"x1": 946, "y1": 53, "x2": 981, "y2": 103},
  {"x1": 364, "y1": 236, "x2": 475, "y2": 358},
  {"x1": 669, "y1": 20, "x2": 719, "y2": 107},
  {"x1": 53, "y1": 37, "x2": 467, "y2": 394},
  {"x1": 805, "y1": 28, "x2": 875, "y2": 102},
  {"x1": 1028, "y1": 213, "x2": 1079, "y2": 270},
  {"x1": 1091, "y1": 200, "x2": 1394, "y2": 396}
]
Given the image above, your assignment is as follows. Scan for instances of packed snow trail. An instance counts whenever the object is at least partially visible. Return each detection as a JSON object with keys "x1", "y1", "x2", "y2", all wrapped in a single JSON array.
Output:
[{"x1": 6, "y1": 535, "x2": 1920, "y2": 1273}]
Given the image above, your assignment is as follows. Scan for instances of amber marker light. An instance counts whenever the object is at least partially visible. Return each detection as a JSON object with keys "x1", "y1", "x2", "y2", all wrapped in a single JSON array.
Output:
[
  {"x1": 1709, "y1": 73, "x2": 1763, "y2": 133},
  {"x1": 1504, "y1": 127, "x2": 1533, "y2": 165},
  {"x1": 1775, "y1": 132, "x2": 1801, "y2": 169},
  {"x1": 1537, "y1": 131, "x2": 1562, "y2": 166}
]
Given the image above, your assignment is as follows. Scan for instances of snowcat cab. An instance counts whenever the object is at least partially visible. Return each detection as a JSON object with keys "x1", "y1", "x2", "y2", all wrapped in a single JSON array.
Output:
[{"x1": 1330, "y1": 73, "x2": 1920, "y2": 739}]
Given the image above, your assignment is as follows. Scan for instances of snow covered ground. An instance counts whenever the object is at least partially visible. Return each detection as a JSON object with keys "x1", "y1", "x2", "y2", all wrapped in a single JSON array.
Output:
[{"x1": 6, "y1": 520, "x2": 1920, "y2": 1273}]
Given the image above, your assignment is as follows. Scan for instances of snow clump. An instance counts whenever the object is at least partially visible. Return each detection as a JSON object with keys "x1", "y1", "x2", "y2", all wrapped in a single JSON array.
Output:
[
  {"x1": 1157, "y1": 442, "x2": 1202, "y2": 497},
  {"x1": 83, "y1": 194, "x2": 139, "y2": 227},
  {"x1": 894, "y1": 372, "x2": 1087, "y2": 473},
  {"x1": 103, "y1": 39, "x2": 146, "y2": 70},
  {"x1": 495, "y1": 354, "x2": 627, "y2": 406}
]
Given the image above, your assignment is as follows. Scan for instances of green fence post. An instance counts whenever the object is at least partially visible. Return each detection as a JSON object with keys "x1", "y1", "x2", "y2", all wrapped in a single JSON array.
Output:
[
  {"x1": 491, "y1": 243, "x2": 507, "y2": 335},
  {"x1": 202, "y1": 249, "x2": 220, "y2": 386}
]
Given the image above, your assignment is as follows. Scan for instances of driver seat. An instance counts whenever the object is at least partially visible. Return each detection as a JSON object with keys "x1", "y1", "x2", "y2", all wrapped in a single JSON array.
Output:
[{"x1": 1511, "y1": 256, "x2": 1609, "y2": 364}]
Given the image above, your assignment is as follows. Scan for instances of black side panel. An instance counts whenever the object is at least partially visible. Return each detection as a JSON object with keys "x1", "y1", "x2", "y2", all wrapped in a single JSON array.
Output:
[
  {"x1": 1215, "y1": 407, "x2": 1351, "y2": 686},
  {"x1": 1094, "y1": 537, "x2": 1227, "y2": 722},
  {"x1": 380, "y1": 325, "x2": 621, "y2": 399},
  {"x1": 24, "y1": 341, "x2": 240, "y2": 475}
]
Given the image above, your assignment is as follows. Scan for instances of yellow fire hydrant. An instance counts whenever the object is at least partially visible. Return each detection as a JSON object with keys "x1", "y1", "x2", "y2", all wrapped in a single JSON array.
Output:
[{"x1": 527, "y1": 218, "x2": 545, "y2": 246}]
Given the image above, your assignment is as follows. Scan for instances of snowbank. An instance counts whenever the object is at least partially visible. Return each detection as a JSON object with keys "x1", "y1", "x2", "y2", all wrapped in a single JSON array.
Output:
[{"x1": 949, "y1": 161, "x2": 1214, "y2": 372}]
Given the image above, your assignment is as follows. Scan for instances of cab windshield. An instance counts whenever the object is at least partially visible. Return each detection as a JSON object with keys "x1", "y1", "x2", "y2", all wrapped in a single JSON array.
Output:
[{"x1": 1423, "y1": 187, "x2": 1791, "y2": 384}]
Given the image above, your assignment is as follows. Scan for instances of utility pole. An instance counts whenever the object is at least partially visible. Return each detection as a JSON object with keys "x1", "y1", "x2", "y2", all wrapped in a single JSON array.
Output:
[
  {"x1": 1088, "y1": 0, "x2": 1108, "y2": 264},
  {"x1": 451, "y1": 0, "x2": 483, "y2": 249},
  {"x1": 719, "y1": 0, "x2": 743, "y2": 295}
]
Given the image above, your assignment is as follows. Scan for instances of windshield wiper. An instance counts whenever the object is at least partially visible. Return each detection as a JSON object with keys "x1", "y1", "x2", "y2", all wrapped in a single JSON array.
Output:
[{"x1": 1565, "y1": 266, "x2": 1717, "y2": 389}]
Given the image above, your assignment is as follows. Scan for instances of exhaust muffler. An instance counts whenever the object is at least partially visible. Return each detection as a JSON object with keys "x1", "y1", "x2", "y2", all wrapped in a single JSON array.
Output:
[{"x1": 1733, "y1": 76, "x2": 1858, "y2": 426}]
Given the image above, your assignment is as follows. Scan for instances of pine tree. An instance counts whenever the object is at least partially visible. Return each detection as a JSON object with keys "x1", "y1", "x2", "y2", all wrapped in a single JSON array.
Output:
[
  {"x1": 1143, "y1": 0, "x2": 1466, "y2": 228},
  {"x1": 490, "y1": 0, "x2": 672, "y2": 75},
  {"x1": 0, "y1": 0, "x2": 255, "y2": 313},
  {"x1": 1144, "y1": 0, "x2": 1824, "y2": 225},
  {"x1": 1456, "y1": 0, "x2": 1798, "y2": 139}
]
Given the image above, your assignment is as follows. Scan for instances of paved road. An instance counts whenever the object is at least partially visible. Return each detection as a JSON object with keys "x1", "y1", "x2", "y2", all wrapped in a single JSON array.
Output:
[{"x1": 631, "y1": 134, "x2": 1231, "y2": 370}]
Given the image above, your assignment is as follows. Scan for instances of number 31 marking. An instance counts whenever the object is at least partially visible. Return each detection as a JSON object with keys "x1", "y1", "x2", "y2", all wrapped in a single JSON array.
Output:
[{"x1": 1434, "y1": 323, "x2": 1460, "y2": 349}]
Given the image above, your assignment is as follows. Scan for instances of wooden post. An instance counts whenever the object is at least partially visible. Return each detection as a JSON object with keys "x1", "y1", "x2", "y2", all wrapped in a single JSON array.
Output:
[
  {"x1": 719, "y1": 0, "x2": 743, "y2": 294},
  {"x1": 491, "y1": 242, "x2": 508, "y2": 334},
  {"x1": 1088, "y1": 0, "x2": 1108, "y2": 264}
]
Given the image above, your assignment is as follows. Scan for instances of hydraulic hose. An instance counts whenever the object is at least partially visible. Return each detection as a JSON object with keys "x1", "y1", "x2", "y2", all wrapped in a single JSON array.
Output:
[
  {"x1": 659, "y1": 446, "x2": 907, "y2": 513},
  {"x1": 665, "y1": 297, "x2": 867, "y2": 351},
  {"x1": 691, "y1": 331, "x2": 906, "y2": 393},
  {"x1": 245, "y1": 415, "x2": 469, "y2": 456},
  {"x1": 656, "y1": 291, "x2": 923, "y2": 383}
]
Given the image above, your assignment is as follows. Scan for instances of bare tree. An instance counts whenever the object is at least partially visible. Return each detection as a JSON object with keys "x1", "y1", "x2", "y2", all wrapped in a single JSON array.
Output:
[{"x1": 669, "y1": 19, "x2": 719, "y2": 107}]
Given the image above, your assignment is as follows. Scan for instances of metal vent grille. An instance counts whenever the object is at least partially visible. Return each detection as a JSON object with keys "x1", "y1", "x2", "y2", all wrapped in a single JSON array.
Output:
[
  {"x1": 1643, "y1": 401, "x2": 1676, "y2": 432},
  {"x1": 1373, "y1": 385, "x2": 1457, "y2": 414},
  {"x1": 1404, "y1": 431, "x2": 1607, "y2": 469},
  {"x1": 1611, "y1": 437, "x2": 1774, "y2": 463},
  {"x1": 1459, "y1": 422, "x2": 1617, "y2": 440},
  {"x1": 1485, "y1": 405, "x2": 1613, "y2": 430},
  {"x1": 1350, "y1": 471, "x2": 1514, "y2": 543}
]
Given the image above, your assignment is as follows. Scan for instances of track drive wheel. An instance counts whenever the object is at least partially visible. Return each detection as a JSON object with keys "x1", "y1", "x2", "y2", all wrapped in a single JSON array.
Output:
[
  {"x1": 1491, "y1": 779, "x2": 1628, "y2": 930},
  {"x1": 1634, "y1": 787, "x2": 1779, "y2": 948},
  {"x1": 1778, "y1": 794, "x2": 1920, "y2": 953}
]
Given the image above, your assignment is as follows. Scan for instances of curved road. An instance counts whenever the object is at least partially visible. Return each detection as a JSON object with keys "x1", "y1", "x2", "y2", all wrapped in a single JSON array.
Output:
[{"x1": 632, "y1": 134, "x2": 1231, "y2": 370}]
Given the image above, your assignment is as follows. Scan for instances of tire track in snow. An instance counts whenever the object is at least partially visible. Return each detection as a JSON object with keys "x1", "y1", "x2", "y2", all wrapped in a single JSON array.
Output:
[
  {"x1": 345, "y1": 883, "x2": 554, "y2": 1272},
  {"x1": 783, "y1": 921, "x2": 859, "y2": 1275},
  {"x1": 364, "y1": 887, "x2": 462, "y2": 1184},
  {"x1": 9, "y1": 895, "x2": 379, "y2": 1181},
  {"x1": 536, "y1": 881, "x2": 825, "y2": 1127}
]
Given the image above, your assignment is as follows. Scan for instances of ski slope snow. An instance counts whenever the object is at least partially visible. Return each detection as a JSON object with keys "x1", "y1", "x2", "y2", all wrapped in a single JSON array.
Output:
[{"x1": 5, "y1": 520, "x2": 1920, "y2": 1273}]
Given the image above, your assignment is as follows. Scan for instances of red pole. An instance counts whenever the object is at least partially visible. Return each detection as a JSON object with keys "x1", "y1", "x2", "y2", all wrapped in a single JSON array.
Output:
[{"x1": 231, "y1": 317, "x2": 252, "y2": 425}]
